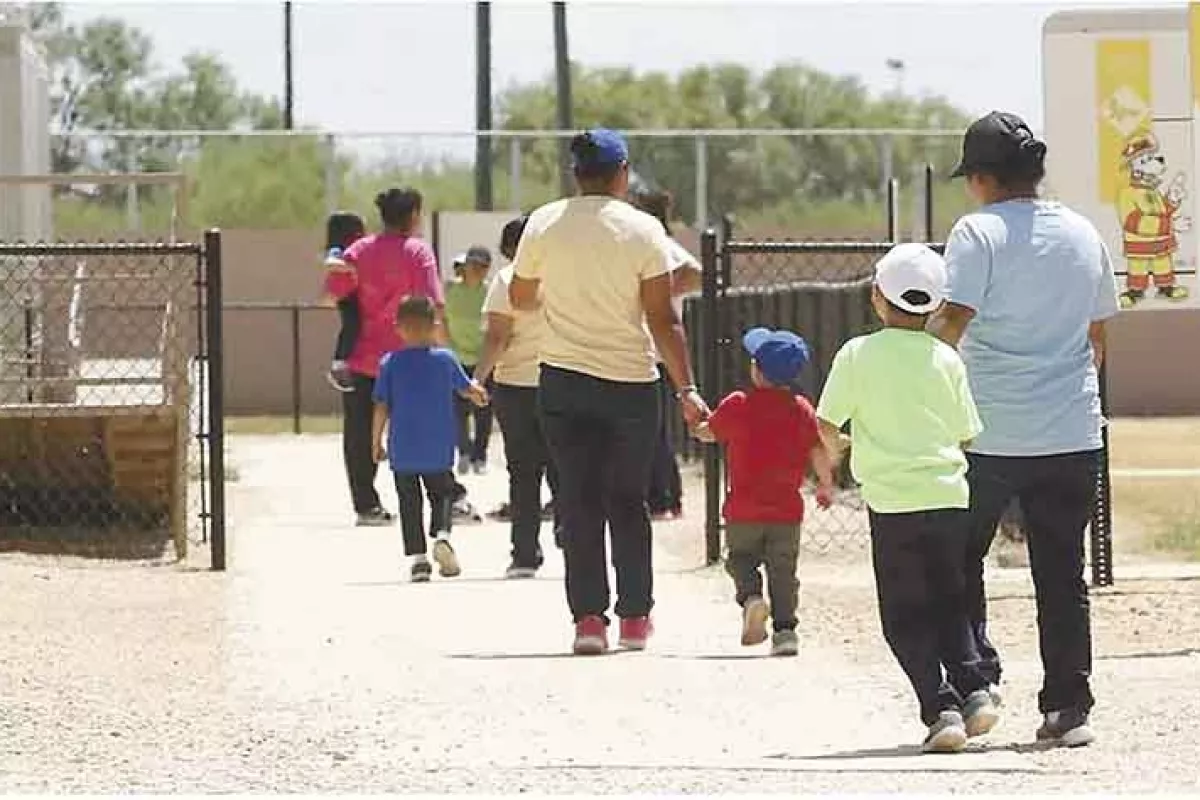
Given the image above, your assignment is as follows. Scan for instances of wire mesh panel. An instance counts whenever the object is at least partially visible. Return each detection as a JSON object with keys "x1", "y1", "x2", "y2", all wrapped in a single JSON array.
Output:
[{"x1": 0, "y1": 241, "x2": 216, "y2": 561}]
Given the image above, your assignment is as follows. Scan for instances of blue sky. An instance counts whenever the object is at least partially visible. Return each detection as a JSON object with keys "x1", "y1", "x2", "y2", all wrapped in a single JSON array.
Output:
[{"x1": 64, "y1": 0, "x2": 1142, "y2": 135}]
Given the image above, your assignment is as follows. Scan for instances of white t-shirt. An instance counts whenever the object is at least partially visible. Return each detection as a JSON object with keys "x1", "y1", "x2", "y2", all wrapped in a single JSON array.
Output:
[
  {"x1": 667, "y1": 238, "x2": 701, "y2": 321},
  {"x1": 513, "y1": 196, "x2": 674, "y2": 383},
  {"x1": 481, "y1": 264, "x2": 544, "y2": 388}
]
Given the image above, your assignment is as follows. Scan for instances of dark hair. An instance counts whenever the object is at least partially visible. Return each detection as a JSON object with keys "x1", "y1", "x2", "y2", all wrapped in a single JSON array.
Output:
[
  {"x1": 325, "y1": 211, "x2": 365, "y2": 250},
  {"x1": 570, "y1": 133, "x2": 622, "y2": 184},
  {"x1": 989, "y1": 139, "x2": 1047, "y2": 190},
  {"x1": 631, "y1": 188, "x2": 672, "y2": 234},
  {"x1": 375, "y1": 187, "x2": 422, "y2": 229},
  {"x1": 395, "y1": 294, "x2": 436, "y2": 326},
  {"x1": 499, "y1": 215, "x2": 528, "y2": 261}
]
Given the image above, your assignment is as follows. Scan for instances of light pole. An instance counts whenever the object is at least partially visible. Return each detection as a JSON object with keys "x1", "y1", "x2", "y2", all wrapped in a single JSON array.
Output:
[
  {"x1": 475, "y1": 1, "x2": 493, "y2": 211},
  {"x1": 885, "y1": 57, "x2": 905, "y2": 96},
  {"x1": 283, "y1": 1, "x2": 294, "y2": 129},
  {"x1": 553, "y1": 1, "x2": 573, "y2": 196}
]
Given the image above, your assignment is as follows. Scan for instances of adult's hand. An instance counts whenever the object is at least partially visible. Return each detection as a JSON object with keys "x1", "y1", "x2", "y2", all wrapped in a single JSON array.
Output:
[{"x1": 677, "y1": 387, "x2": 710, "y2": 429}]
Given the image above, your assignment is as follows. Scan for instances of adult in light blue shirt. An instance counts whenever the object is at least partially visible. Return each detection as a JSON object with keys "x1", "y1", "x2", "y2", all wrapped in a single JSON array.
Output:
[{"x1": 929, "y1": 111, "x2": 1120, "y2": 749}]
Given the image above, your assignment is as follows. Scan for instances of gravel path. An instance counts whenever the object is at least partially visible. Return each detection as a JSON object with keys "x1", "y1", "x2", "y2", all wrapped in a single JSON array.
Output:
[{"x1": 3, "y1": 434, "x2": 1200, "y2": 792}]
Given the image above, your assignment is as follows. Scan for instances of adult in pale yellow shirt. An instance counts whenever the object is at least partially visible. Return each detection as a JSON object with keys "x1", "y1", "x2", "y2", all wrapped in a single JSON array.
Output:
[
  {"x1": 509, "y1": 128, "x2": 708, "y2": 656},
  {"x1": 474, "y1": 214, "x2": 561, "y2": 580}
]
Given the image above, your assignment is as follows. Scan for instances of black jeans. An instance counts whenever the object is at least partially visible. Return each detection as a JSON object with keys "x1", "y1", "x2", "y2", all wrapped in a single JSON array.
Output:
[
  {"x1": 455, "y1": 366, "x2": 493, "y2": 463},
  {"x1": 538, "y1": 365, "x2": 659, "y2": 623},
  {"x1": 393, "y1": 470, "x2": 457, "y2": 556},
  {"x1": 492, "y1": 383, "x2": 559, "y2": 569},
  {"x1": 647, "y1": 369, "x2": 683, "y2": 514},
  {"x1": 962, "y1": 450, "x2": 1100, "y2": 714},
  {"x1": 869, "y1": 508, "x2": 989, "y2": 726},
  {"x1": 333, "y1": 295, "x2": 360, "y2": 362},
  {"x1": 342, "y1": 372, "x2": 382, "y2": 514}
]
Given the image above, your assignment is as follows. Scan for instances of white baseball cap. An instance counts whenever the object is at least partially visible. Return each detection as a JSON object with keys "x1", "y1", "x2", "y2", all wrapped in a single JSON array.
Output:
[{"x1": 874, "y1": 243, "x2": 947, "y2": 315}]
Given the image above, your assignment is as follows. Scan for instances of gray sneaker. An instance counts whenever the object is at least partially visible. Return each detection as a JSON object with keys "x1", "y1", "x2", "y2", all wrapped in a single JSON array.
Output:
[
  {"x1": 770, "y1": 629, "x2": 799, "y2": 657},
  {"x1": 355, "y1": 507, "x2": 395, "y2": 527},
  {"x1": 988, "y1": 683, "x2": 1003, "y2": 708},
  {"x1": 432, "y1": 536, "x2": 461, "y2": 578},
  {"x1": 1036, "y1": 709, "x2": 1095, "y2": 748},
  {"x1": 505, "y1": 562, "x2": 538, "y2": 580},
  {"x1": 962, "y1": 689, "x2": 1001, "y2": 737},
  {"x1": 923, "y1": 710, "x2": 968, "y2": 753},
  {"x1": 410, "y1": 559, "x2": 432, "y2": 583}
]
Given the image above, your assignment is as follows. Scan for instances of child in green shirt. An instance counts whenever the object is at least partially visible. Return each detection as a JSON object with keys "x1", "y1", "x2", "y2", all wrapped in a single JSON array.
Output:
[
  {"x1": 445, "y1": 245, "x2": 494, "y2": 475},
  {"x1": 815, "y1": 243, "x2": 999, "y2": 754}
]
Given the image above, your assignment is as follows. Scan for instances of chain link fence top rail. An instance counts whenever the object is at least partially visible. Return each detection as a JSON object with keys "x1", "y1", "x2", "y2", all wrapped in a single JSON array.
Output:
[{"x1": 0, "y1": 241, "x2": 207, "y2": 560}]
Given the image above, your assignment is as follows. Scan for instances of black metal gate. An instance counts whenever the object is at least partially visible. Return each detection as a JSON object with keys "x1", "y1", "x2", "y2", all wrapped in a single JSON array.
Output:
[
  {"x1": 693, "y1": 223, "x2": 1114, "y2": 587},
  {"x1": 0, "y1": 231, "x2": 226, "y2": 570}
]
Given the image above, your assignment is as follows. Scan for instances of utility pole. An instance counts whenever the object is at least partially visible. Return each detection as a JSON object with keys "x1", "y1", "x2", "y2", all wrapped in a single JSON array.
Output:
[
  {"x1": 283, "y1": 1, "x2": 295, "y2": 129},
  {"x1": 475, "y1": 1, "x2": 493, "y2": 211},
  {"x1": 552, "y1": 1, "x2": 573, "y2": 196}
]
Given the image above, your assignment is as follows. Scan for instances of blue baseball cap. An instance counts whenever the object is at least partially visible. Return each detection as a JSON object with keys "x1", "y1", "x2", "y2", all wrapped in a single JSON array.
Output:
[
  {"x1": 742, "y1": 327, "x2": 810, "y2": 385},
  {"x1": 570, "y1": 127, "x2": 629, "y2": 170}
]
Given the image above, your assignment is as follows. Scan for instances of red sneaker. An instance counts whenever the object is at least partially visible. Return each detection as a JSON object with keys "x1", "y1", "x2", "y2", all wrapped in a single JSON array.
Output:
[
  {"x1": 573, "y1": 615, "x2": 608, "y2": 655},
  {"x1": 618, "y1": 616, "x2": 654, "y2": 650}
]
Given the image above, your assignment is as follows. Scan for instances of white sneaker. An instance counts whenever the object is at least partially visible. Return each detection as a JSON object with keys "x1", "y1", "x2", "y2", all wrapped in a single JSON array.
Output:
[
  {"x1": 962, "y1": 689, "x2": 1001, "y2": 738},
  {"x1": 432, "y1": 535, "x2": 461, "y2": 578},
  {"x1": 923, "y1": 710, "x2": 968, "y2": 753},
  {"x1": 740, "y1": 597, "x2": 769, "y2": 646}
]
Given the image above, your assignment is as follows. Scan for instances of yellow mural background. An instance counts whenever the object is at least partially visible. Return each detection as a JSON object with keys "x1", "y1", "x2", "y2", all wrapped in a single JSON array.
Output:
[{"x1": 1095, "y1": 38, "x2": 1152, "y2": 203}]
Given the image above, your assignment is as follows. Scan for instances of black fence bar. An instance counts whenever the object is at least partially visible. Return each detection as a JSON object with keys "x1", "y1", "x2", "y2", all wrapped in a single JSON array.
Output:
[
  {"x1": 204, "y1": 229, "x2": 227, "y2": 572},
  {"x1": 0, "y1": 242, "x2": 201, "y2": 256},
  {"x1": 700, "y1": 228, "x2": 721, "y2": 565},
  {"x1": 1093, "y1": 363, "x2": 1114, "y2": 587},
  {"x1": 291, "y1": 305, "x2": 302, "y2": 435},
  {"x1": 924, "y1": 164, "x2": 935, "y2": 242}
]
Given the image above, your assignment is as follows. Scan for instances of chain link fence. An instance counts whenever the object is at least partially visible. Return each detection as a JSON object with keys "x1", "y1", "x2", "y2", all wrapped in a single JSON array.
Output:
[
  {"x1": 694, "y1": 221, "x2": 1115, "y2": 583},
  {"x1": 0, "y1": 237, "x2": 226, "y2": 567}
]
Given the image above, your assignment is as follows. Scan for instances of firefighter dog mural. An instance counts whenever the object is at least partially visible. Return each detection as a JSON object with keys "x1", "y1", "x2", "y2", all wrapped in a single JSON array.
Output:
[{"x1": 1115, "y1": 132, "x2": 1192, "y2": 308}]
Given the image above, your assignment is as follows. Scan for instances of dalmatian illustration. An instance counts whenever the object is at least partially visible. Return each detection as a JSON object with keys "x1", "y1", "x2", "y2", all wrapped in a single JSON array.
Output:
[{"x1": 1116, "y1": 132, "x2": 1191, "y2": 308}]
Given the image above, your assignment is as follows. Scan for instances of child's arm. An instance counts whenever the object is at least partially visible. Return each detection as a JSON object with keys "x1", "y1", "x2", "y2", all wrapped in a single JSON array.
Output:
[
  {"x1": 459, "y1": 379, "x2": 489, "y2": 408},
  {"x1": 371, "y1": 402, "x2": 388, "y2": 464},
  {"x1": 810, "y1": 440, "x2": 836, "y2": 509},
  {"x1": 817, "y1": 419, "x2": 850, "y2": 466},
  {"x1": 692, "y1": 420, "x2": 717, "y2": 443}
]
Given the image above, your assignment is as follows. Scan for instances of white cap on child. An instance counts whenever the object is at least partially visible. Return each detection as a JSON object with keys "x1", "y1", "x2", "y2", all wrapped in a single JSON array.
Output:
[{"x1": 874, "y1": 243, "x2": 947, "y2": 315}]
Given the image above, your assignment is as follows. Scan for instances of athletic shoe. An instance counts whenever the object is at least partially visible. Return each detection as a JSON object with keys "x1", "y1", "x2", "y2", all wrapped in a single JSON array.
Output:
[
  {"x1": 410, "y1": 559, "x2": 432, "y2": 583},
  {"x1": 452, "y1": 498, "x2": 483, "y2": 525},
  {"x1": 487, "y1": 503, "x2": 512, "y2": 522},
  {"x1": 962, "y1": 689, "x2": 1001, "y2": 737},
  {"x1": 541, "y1": 502, "x2": 555, "y2": 521},
  {"x1": 505, "y1": 562, "x2": 538, "y2": 580},
  {"x1": 456, "y1": 455, "x2": 471, "y2": 475},
  {"x1": 573, "y1": 615, "x2": 608, "y2": 655},
  {"x1": 1036, "y1": 709, "x2": 1095, "y2": 748},
  {"x1": 988, "y1": 683, "x2": 1003, "y2": 708},
  {"x1": 923, "y1": 710, "x2": 968, "y2": 753},
  {"x1": 471, "y1": 459, "x2": 488, "y2": 475},
  {"x1": 355, "y1": 507, "x2": 394, "y2": 527},
  {"x1": 618, "y1": 616, "x2": 653, "y2": 650},
  {"x1": 770, "y1": 629, "x2": 799, "y2": 657},
  {"x1": 741, "y1": 597, "x2": 769, "y2": 646},
  {"x1": 432, "y1": 535, "x2": 461, "y2": 578},
  {"x1": 326, "y1": 361, "x2": 354, "y2": 393}
]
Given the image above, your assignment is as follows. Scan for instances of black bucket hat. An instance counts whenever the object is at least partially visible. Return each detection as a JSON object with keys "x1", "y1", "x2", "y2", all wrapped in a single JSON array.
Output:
[{"x1": 950, "y1": 111, "x2": 1045, "y2": 178}]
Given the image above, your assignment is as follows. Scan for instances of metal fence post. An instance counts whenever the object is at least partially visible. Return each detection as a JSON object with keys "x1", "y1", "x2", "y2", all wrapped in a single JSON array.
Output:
[
  {"x1": 923, "y1": 163, "x2": 935, "y2": 242},
  {"x1": 700, "y1": 227, "x2": 721, "y2": 566},
  {"x1": 1092, "y1": 363, "x2": 1114, "y2": 587},
  {"x1": 323, "y1": 133, "x2": 338, "y2": 216},
  {"x1": 291, "y1": 304, "x2": 302, "y2": 435},
  {"x1": 886, "y1": 178, "x2": 900, "y2": 243},
  {"x1": 694, "y1": 134, "x2": 708, "y2": 229},
  {"x1": 509, "y1": 137, "x2": 522, "y2": 211},
  {"x1": 204, "y1": 228, "x2": 227, "y2": 572}
]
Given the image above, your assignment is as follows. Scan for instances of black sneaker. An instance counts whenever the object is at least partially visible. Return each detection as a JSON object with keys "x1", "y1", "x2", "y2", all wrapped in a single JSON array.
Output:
[
  {"x1": 356, "y1": 507, "x2": 395, "y2": 527},
  {"x1": 327, "y1": 361, "x2": 355, "y2": 393},
  {"x1": 504, "y1": 562, "x2": 538, "y2": 579},
  {"x1": 410, "y1": 560, "x2": 432, "y2": 583},
  {"x1": 1035, "y1": 709, "x2": 1095, "y2": 748}
]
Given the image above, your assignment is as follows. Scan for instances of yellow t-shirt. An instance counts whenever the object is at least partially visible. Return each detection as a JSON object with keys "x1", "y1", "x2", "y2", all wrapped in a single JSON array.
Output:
[
  {"x1": 481, "y1": 264, "x2": 543, "y2": 388},
  {"x1": 513, "y1": 196, "x2": 673, "y2": 384}
]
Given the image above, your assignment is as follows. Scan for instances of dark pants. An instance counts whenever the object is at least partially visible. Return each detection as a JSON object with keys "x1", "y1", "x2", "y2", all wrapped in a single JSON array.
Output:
[
  {"x1": 393, "y1": 470, "x2": 457, "y2": 556},
  {"x1": 455, "y1": 365, "x2": 493, "y2": 463},
  {"x1": 725, "y1": 522, "x2": 800, "y2": 632},
  {"x1": 869, "y1": 508, "x2": 989, "y2": 726},
  {"x1": 493, "y1": 383, "x2": 559, "y2": 569},
  {"x1": 538, "y1": 365, "x2": 659, "y2": 623},
  {"x1": 333, "y1": 295, "x2": 360, "y2": 362},
  {"x1": 342, "y1": 373, "x2": 381, "y2": 514},
  {"x1": 962, "y1": 450, "x2": 1100, "y2": 714},
  {"x1": 647, "y1": 369, "x2": 683, "y2": 514}
]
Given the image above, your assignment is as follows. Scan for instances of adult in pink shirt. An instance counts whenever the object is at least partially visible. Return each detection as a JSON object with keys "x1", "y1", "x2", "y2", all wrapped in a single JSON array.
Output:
[{"x1": 325, "y1": 188, "x2": 446, "y2": 525}]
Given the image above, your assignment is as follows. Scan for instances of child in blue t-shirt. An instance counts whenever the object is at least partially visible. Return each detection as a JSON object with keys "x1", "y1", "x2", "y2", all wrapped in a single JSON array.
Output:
[{"x1": 372, "y1": 295, "x2": 489, "y2": 582}]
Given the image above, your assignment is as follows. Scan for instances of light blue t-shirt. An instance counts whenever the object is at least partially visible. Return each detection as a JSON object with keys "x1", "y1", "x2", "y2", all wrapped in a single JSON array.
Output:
[{"x1": 944, "y1": 200, "x2": 1120, "y2": 457}]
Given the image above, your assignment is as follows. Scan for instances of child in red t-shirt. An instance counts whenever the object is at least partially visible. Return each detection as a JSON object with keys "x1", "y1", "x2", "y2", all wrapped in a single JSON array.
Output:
[{"x1": 696, "y1": 327, "x2": 834, "y2": 656}]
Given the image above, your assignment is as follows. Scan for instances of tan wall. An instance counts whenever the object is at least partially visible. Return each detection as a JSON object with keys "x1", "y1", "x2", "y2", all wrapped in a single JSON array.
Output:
[{"x1": 211, "y1": 228, "x2": 1200, "y2": 418}]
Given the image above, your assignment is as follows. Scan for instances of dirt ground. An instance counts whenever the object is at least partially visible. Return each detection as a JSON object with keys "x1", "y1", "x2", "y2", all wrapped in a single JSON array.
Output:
[{"x1": 3, "y1": 432, "x2": 1200, "y2": 792}]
